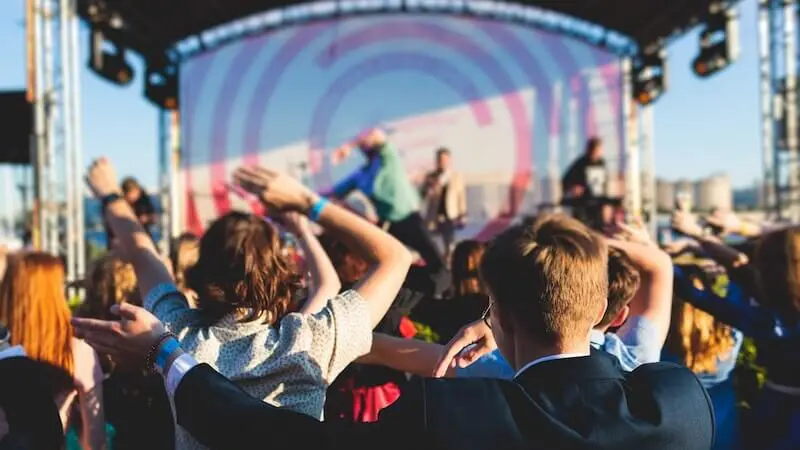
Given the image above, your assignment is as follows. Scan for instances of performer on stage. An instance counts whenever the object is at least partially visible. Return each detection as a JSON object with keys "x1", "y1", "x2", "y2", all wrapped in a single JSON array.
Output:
[
  {"x1": 327, "y1": 128, "x2": 449, "y2": 293},
  {"x1": 561, "y1": 137, "x2": 610, "y2": 229},
  {"x1": 421, "y1": 148, "x2": 467, "y2": 259}
]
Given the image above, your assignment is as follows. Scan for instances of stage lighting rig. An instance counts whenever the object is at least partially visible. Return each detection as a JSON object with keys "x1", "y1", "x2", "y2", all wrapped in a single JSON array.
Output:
[
  {"x1": 692, "y1": 4, "x2": 739, "y2": 78},
  {"x1": 88, "y1": 28, "x2": 134, "y2": 86},
  {"x1": 144, "y1": 54, "x2": 179, "y2": 110},
  {"x1": 632, "y1": 49, "x2": 667, "y2": 106}
]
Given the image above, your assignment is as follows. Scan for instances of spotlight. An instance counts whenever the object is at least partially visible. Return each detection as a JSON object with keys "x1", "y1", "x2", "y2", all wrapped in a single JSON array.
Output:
[
  {"x1": 87, "y1": 28, "x2": 134, "y2": 86},
  {"x1": 692, "y1": 5, "x2": 739, "y2": 78},
  {"x1": 632, "y1": 49, "x2": 666, "y2": 106},
  {"x1": 144, "y1": 54, "x2": 179, "y2": 110}
]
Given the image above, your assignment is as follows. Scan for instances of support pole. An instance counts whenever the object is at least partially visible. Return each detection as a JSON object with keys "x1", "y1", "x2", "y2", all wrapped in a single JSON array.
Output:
[
  {"x1": 621, "y1": 57, "x2": 641, "y2": 216},
  {"x1": 759, "y1": 0, "x2": 777, "y2": 216},
  {"x1": 783, "y1": 0, "x2": 799, "y2": 221},
  {"x1": 169, "y1": 111, "x2": 183, "y2": 240},
  {"x1": 70, "y1": 0, "x2": 85, "y2": 283},
  {"x1": 640, "y1": 105, "x2": 657, "y2": 236}
]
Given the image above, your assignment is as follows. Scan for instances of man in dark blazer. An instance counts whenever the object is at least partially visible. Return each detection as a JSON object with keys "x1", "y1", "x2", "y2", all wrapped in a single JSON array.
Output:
[{"x1": 76, "y1": 215, "x2": 715, "y2": 450}]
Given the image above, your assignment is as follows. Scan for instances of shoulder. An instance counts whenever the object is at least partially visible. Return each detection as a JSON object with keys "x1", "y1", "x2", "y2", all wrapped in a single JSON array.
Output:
[{"x1": 626, "y1": 361, "x2": 714, "y2": 415}]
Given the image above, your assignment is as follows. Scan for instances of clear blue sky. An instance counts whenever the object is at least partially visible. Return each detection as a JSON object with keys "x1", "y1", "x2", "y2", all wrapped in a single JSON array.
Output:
[{"x1": 0, "y1": 0, "x2": 762, "y2": 191}]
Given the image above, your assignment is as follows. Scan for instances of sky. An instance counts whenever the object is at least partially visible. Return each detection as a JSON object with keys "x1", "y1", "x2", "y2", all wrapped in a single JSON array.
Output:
[{"x1": 0, "y1": 0, "x2": 763, "y2": 196}]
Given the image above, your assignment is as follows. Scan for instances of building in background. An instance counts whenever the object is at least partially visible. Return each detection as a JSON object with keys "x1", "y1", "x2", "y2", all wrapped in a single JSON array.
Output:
[{"x1": 655, "y1": 174, "x2": 733, "y2": 213}]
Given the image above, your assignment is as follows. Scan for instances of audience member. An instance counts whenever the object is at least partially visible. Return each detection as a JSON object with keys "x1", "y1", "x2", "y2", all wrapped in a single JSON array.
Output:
[
  {"x1": 0, "y1": 253, "x2": 106, "y2": 449},
  {"x1": 74, "y1": 214, "x2": 715, "y2": 450}
]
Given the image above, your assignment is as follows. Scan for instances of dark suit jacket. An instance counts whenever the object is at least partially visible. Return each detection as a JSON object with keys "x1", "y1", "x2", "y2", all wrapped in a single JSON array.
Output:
[
  {"x1": 0, "y1": 357, "x2": 66, "y2": 450},
  {"x1": 175, "y1": 351, "x2": 715, "y2": 450}
]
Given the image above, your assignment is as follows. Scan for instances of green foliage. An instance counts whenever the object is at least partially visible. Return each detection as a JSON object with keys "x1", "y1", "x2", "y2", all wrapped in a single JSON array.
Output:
[{"x1": 412, "y1": 321, "x2": 440, "y2": 344}]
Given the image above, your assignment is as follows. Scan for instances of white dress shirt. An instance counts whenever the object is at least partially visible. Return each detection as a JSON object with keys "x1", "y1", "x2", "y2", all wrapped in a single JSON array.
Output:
[{"x1": 513, "y1": 353, "x2": 589, "y2": 379}]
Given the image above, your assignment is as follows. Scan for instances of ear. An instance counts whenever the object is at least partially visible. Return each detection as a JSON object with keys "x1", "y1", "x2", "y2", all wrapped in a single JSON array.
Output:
[
  {"x1": 594, "y1": 297, "x2": 609, "y2": 328},
  {"x1": 495, "y1": 302, "x2": 514, "y2": 335},
  {"x1": 608, "y1": 305, "x2": 630, "y2": 329}
]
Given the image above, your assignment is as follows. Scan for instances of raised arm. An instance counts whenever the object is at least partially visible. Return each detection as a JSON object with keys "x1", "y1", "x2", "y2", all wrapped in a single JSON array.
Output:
[
  {"x1": 607, "y1": 223, "x2": 674, "y2": 352},
  {"x1": 358, "y1": 333, "x2": 452, "y2": 377},
  {"x1": 281, "y1": 212, "x2": 341, "y2": 315},
  {"x1": 86, "y1": 159, "x2": 175, "y2": 303},
  {"x1": 672, "y1": 211, "x2": 749, "y2": 269},
  {"x1": 72, "y1": 339, "x2": 107, "y2": 450},
  {"x1": 234, "y1": 165, "x2": 412, "y2": 328}
]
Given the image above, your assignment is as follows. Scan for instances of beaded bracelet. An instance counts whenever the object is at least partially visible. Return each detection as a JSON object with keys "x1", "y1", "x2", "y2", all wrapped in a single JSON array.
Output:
[{"x1": 144, "y1": 332, "x2": 175, "y2": 373}]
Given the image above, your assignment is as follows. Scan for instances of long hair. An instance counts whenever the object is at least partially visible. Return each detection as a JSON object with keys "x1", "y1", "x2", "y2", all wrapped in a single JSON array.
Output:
[
  {"x1": 451, "y1": 240, "x2": 486, "y2": 297},
  {"x1": 0, "y1": 252, "x2": 74, "y2": 377},
  {"x1": 79, "y1": 253, "x2": 139, "y2": 321},
  {"x1": 318, "y1": 233, "x2": 369, "y2": 286},
  {"x1": 754, "y1": 226, "x2": 800, "y2": 322},
  {"x1": 170, "y1": 232, "x2": 200, "y2": 291},
  {"x1": 187, "y1": 212, "x2": 301, "y2": 325}
]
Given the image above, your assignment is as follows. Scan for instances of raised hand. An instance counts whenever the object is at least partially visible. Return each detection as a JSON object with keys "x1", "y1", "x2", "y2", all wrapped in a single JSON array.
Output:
[
  {"x1": 86, "y1": 157, "x2": 121, "y2": 198},
  {"x1": 433, "y1": 318, "x2": 497, "y2": 378},
  {"x1": 72, "y1": 303, "x2": 167, "y2": 368},
  {"x1": 614, "y1": 219, "x2": 655, "y2": 247},
  {"x1": 233, "y1": 165, "x2": 317, "y2": 212},
  {"x1": 671, "y1": 211, "x2": 704, "y2": 239}
]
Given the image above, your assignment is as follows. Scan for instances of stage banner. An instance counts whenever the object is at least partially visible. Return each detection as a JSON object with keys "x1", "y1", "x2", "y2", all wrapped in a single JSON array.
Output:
[{"x1": 179, "y1": 14, "x2": 623, "y2": 238}]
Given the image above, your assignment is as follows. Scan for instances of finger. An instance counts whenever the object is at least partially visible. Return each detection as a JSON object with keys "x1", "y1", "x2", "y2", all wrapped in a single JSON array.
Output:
[
  {"x1": 71, "y1": 317, "x2": 122, "y2": 333},
  {"x1": 112, "y1": 302, "x2": 140, "y2": 321},
  {"x1": 254, "y1": 166, "x2": 278, "y2": 178},
  {"x1": 433, "y1": 330, "x2": 477, "y2": 378}
]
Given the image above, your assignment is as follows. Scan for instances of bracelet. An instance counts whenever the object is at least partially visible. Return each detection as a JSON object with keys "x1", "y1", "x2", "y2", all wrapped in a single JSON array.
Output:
[
  {"x1": 101, "y1": 193, "x2": 124, "y2": 210},
  {"x1": 144, "y1": 332, "x2": 174, "y2": 373},
  {"x1": 154, "y1": 337, "x2": 181, "y2": 374},
  {"x1": 308, "y1": 197, "x2": 329, "y2": 222}
]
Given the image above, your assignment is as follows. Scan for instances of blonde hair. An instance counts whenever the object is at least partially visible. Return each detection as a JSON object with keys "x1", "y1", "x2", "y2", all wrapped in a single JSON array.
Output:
[
  {"x1": 451, "y1": 240, "x2": 486, "y2": 297},
  {"x1": 666, "y1": 277, "x2": 735, "y2": 374},
  {"x1": 171, "y1": 233, "x2": 200, "y2": 291},
  {"x1": 80, "y1": 253, "x2": 139, "y2": 320},
  {"x1": 0, "y1": 252, "x2": 74, "y2": 377}
]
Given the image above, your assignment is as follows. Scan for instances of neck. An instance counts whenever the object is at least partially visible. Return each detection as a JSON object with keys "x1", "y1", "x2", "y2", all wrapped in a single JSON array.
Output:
[{"x1": 508, "y1": 333, "x2": 591, "y2": 373}]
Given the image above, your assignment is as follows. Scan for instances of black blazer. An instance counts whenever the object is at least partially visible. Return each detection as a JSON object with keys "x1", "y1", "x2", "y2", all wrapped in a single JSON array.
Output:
[
  {"x1": 174, "y1": 351, "x2": 715, "y2": 450},
  {"x1": 0, "y1": 357, "x2": 67, "y2": 450}
]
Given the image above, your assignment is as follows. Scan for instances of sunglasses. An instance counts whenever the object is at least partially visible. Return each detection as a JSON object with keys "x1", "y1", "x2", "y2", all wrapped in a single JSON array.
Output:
[{"x1": 481, "y1": 298, "x2": 494, "y2": 329}]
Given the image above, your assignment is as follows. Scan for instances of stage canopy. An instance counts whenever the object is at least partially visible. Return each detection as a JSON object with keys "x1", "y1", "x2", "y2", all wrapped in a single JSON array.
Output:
[{"x1": 77, "y1": 0, "x2": 733, "y2": 58}]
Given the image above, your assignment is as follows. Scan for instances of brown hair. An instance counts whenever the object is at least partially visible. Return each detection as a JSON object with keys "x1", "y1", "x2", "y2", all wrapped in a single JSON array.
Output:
[
  {"x1": 318, "y1": 234, "x2": 368, "y2": 285},
  {"x1": 597, "y1": 248, "x2": 641, "y2": 328},
  {"x1": 171, "y1": 232, "x2": 200, "y2": 291},
  {"x1": 585, "y1": 137, "x2": 602, "y2": 155},
  {"x1": 451, "y1": 240, "x2": 486, "y2": 297},
  {"x1": 480, "y1": 214, "x2": 608, "y2": 345},
  {"x1": 666, "y1": 276, "x2": 735, "y2": 374},
  {"x1": 79, "y1": 253, "x2": 140, "y2": 321},
  {"x1": 753, "y1": 226, "x2": 800, "y2": 322},
  {"x1": 0, "y1": 252, "x2": 74, "y2": 377},
  {"x1": 121, "y1": 177, "x2": 143, "y2": 194},
  {"x1": 187, "y1": 212, "x2": 301, "y2": 325}
]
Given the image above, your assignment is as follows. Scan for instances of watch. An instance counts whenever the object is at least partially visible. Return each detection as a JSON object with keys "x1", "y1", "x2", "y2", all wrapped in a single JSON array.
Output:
[{"x1": 101, "y1": 192, "x2": 125, "y2": 210}]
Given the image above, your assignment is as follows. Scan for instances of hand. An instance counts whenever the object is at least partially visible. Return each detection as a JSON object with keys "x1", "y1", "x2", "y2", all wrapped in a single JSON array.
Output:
[
  {"x1": 613, "y1": 220, "x2": 654, "y2": 247},
  {"x1": 663, "y1": 239, "x2": 699, "y2": 255},
  {"x1": 72, "y1": 303, "x2": 167, "y2": 367},
  {"x1": 331, "y1": 144, "x2": 353, "y2": 166},
  {"x1": 279, "y1": 211, "x2": 311, "y2": 236},
  {"x1": 705, "y1": 211, "x2": 741, "y2": 235},
  {"x1": 233, "y1": 165, "x2": 317, "y2": 213},
  {"x1": 433, "y1": 319, "x2": 497, "y2": 378},
  {"x1": 671, "y1": 211, "x2": 704, "y2": 238},
  {"x1": 86, "y1": 157, "x2": 121, "y2": 198}
]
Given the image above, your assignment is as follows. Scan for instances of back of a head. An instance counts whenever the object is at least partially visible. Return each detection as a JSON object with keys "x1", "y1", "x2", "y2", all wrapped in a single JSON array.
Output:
[
  {"x1": 451, "y1": 240, "x2": 486, "y2": 297},
  {"x1": 318, "y1": 233, "x2": 368, "y2": 286},
  {"x1": 121, "y1": 177, "x2": 141, "y2": 194},
  {"x1": 597, "y1": 248, "x2": 641, "y2": 329},
  {"x1": 81, "y1": 253, "x2": 139, "y2": 321},
  {"x1": 480, "y1": 214, "x2": 608, "y2": 345},
  {"x1": 754, "y1": 226, "x2": 800, "y2": 320},
  {"x1": 0, "y1": 252, "x2": 74, "y2": 376},
  {"x1": 187, "y1": 212, "x2": 301, "y2": 325}
]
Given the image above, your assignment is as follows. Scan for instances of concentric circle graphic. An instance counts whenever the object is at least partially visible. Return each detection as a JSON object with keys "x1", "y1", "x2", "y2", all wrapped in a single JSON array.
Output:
[{"x1": 180, "y1": 14, "x2": 623, "y2": 238}]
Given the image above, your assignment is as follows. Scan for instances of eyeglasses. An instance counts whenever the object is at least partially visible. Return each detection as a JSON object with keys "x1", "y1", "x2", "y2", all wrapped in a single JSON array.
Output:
[{"x1": 481, "y1": 299, "x2": 493, "y2": 329}]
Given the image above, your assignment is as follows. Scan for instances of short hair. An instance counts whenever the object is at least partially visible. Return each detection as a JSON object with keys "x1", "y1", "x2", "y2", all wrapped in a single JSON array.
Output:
[
  {"x1": 480, "y1": 214, "x2": 608, "y2": 345},
  {"x1": 186, "y1": 212, "x2": 301, "y2": 325},
  {"x1": 121, "y1": 177, "x2": 142, "y2": 194},
  {"x1": 436, "y1": 147, "x2": 451, "y2": 157},
  {"x1": 597, "y1": 248, "x2": 640, "y2": 328},
  {"x1": 585, "y1": 137, "x2": 602, "y2": 154}
]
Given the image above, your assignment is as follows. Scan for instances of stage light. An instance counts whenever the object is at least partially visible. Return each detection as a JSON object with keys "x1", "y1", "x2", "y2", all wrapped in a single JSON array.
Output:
[
  {"x1": 144, "y1": 54, "x2": 179, "y2": 110},
  {"x1": 632, "y1": 49, "x2": 666, "y2": 106},
  {"x1": 87, "y1": 28, "x2": 134, "y2": 86},
  {"x1": 692, "y1": 5, "x2": 739, "y2": 79}
]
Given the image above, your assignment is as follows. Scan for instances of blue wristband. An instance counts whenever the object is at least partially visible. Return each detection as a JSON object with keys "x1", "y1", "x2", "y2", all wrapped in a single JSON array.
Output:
[
  {"x1": 154, "y1": 337, "x2": 180, "y2": 373},
  {"x1": 308, "y1": 198, "x2": 329, "y2": 222}
]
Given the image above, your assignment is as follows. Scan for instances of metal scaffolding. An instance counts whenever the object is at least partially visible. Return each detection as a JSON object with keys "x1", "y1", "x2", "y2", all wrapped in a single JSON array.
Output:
[
  {"x1": 30, "y1": 0, "x2": 85, "y2": 286},
  {"x1": 760, "y1": 0, "x2": 800, "y2": 221}
]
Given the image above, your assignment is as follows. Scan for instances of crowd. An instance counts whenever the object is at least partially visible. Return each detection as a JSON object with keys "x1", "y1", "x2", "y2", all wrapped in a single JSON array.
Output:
[{"x1": 0, "y1": 136, "x2": 799, "y2": 450}]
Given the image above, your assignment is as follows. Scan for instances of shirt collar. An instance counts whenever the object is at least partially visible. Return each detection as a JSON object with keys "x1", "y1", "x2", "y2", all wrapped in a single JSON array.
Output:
[
  {"x1": 0, "y1": 346, "x2": 26, "y2": 361},
  {"x1": 513, "y1": 352, "x2": 590, "y2": 379}
]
